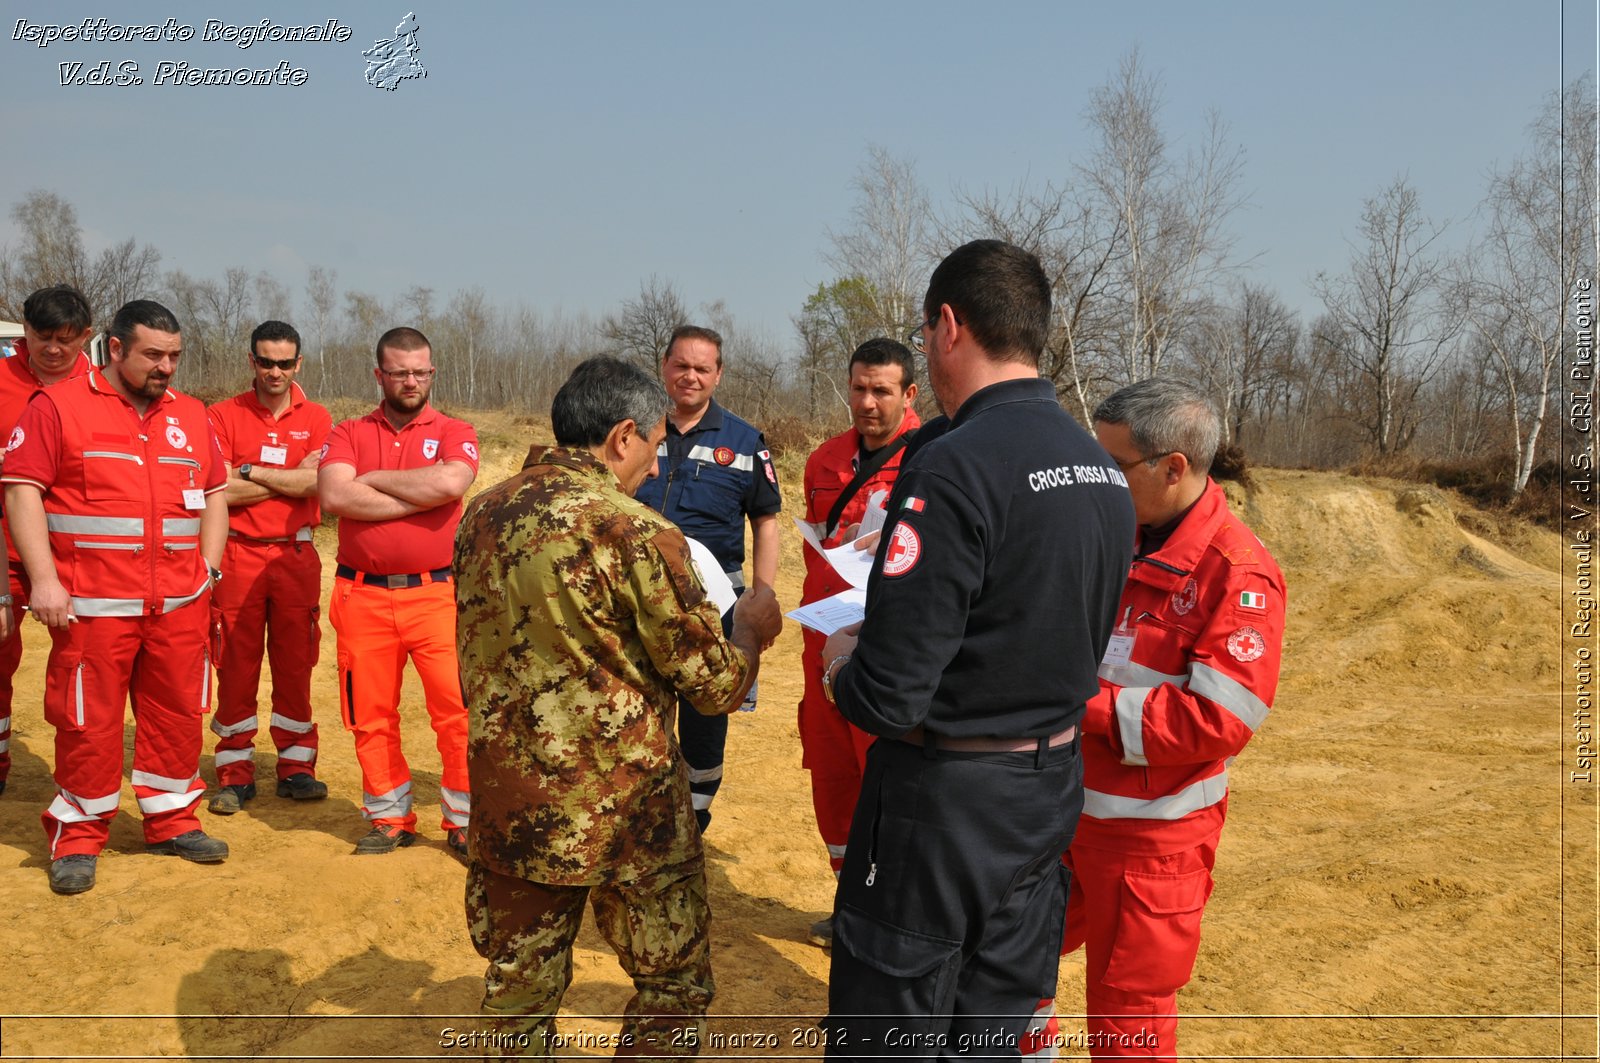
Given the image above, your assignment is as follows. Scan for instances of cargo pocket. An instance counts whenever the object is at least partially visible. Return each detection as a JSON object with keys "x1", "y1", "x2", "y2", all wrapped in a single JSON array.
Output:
[
  {"x1": 1103, "y1": 866, "x2": 1213, "y2": 995},
  {"x1": 44, "y1": 648, "x2": 88, "y2": 733},
  {"x1": 834, "y1": 906, "x2": 962, "y2": 1027},
  {"x1": 336, "y1": 650, "x2": 357, "y2": 732}
]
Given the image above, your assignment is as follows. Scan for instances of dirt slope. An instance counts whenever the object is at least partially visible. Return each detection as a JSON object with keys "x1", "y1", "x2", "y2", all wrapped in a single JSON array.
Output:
[{"x1": 0, "y1": 417, "x2": 1583, "y2": 1061}]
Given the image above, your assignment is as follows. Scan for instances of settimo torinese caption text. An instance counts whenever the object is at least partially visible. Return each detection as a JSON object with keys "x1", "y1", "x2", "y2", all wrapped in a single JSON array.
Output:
[{"x1": 12, "y1": 17, "x2": 354, "y2": 87}]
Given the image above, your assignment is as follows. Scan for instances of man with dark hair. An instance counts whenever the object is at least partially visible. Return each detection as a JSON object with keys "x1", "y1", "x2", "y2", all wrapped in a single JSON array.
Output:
[
  {"x1": 797, "y1": 337, "x2": 920, "y2": 948},
  {"x1": 3, "y1": 299, "x2": 230, "y2": 894},
  {"x1": 319, "y1": 327, "x2": 478, "y2": 856},
  {"x1": 818, "y1": 240, "x2": 1135, "y2": 1050},
  {"x1": 455, "y1": 355, "x2": 782, "y2": 1055},
  {"x1": 0, "y1": 285, "x2": 95, "y2": 797},
  {"x1": 633, "y1": 324, "x2": 782, "y2": 832},
  {"x1": 205, "y1": 321, "x2": 332, "y2": 815},
  {"x1": 1029, "y1": 377, "x2": 1285, "y2": 1062}
]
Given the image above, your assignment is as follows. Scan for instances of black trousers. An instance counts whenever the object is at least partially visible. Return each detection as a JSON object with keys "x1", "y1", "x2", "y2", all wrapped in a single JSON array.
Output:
[
  {"x1": 824, "y1": 734, "x2": 1083, "y2": 1060},
  {"x1": 677, "y1": 591, "x2": 741, "y2": 832}
]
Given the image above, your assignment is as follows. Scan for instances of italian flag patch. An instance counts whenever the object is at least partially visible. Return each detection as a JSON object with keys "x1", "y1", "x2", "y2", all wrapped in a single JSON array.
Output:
[
  {"x1": 901, "y1": 496, "x2": 925, "y2": 512},
  {"x1": 1239, "y1": 591, "x2": 1266, "y2": 610}
]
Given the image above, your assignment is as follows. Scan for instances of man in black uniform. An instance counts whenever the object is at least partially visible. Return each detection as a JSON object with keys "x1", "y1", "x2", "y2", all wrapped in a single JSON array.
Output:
[{"x1": 819, "y1": 240, "x2": 1135, "y2": 1056}]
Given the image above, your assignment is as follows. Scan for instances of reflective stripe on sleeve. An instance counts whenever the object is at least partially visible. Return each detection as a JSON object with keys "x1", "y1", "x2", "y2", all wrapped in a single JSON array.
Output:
[
  {"x1": 1083, "y1": 770, "x2": 1229, "y2": 821},
  {"x1": 162, "y1": 585, "x2": 208, "y2": 613},
  {"x1": 1188, "y1": 662, "x2": 1271, "y2": 731},
  {"x1": 1114, "y1": 685, "x2": 1151, "y2": 766}
]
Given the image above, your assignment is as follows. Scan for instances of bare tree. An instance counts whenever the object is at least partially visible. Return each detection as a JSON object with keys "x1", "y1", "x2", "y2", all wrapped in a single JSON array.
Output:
[
  {"x1": 792, "y1": 276, "x2": 879, "y2": 419},
  {"x1": 1313, "y1": 178, "x2": 1461, "y2": 456},
  {"x1": 304, "y1": 266, "x2": 338, "y2": 394},
  {"x1": 601, "y1": 276, "x2": 686, "y2": 371},
  {"x1": 825, "y1": 145, "x2": 934, "y2": 338},
  {"x1": 253, "y1": 272, "x2": 293, "y2": 324},
  {"x1": 1186, "y1": 282, "x2": 1299, "y2": 443},
  {"x1": 162, "y1": 267, "x2": 253, "y2": 387},
  {"x1": 0, "y1": 191, "x2": 161, "y2": 322},
  {"x1": 1081, "y1": 50, "x2": 1247, "y2": 382},
  {"x1": 948, "y1": 182, "x2": 1123, "y2": 421},
  {"x1": 1459, "y1": 75, "x2": 1597, "y2": 494}
]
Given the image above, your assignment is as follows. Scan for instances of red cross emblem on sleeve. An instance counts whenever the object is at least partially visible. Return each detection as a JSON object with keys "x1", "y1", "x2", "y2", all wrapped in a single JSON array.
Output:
[
  {"x1": 882, "y1": 523, "x2": 921, "y2": 577},
  {"x1": 1227, "y1": 625, "x2": 1266, "y2": 662}
]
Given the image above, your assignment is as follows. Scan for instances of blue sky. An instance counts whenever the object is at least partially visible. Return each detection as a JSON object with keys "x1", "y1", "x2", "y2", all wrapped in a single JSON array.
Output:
[{"x1": 1, "y1": 1, "x2": 1593, "y2": 347}]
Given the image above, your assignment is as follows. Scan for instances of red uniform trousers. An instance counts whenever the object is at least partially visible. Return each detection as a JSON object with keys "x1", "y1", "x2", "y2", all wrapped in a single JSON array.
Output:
[
  {"x1": 0, "y1": 563, "x2": 27, "y2": 786},
  {"x1": 210, "y1": 536, "x2": 322, "y2": 786},
  {"x1": 330, "y1": 575, "x2": 469, "y2": 833},
  {"x1": 797, "y1": 625, "x2": 876, "y2": 872},
  {"x1": 1042, "y1": 833, "x2": 1218, "y2": 1062},
  {"x1": 41, "y1": 601, "x2": 213, "y2": 857}
]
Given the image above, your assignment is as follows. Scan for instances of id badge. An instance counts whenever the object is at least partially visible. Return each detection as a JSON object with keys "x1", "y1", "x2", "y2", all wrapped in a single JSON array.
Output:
[
  {"x1": 183, "y1": 489, "x2": 207, "y2": 510},
  {"x1": 1101, "y1": 606, "x2": 1137, "y2": 667},
  {"x1": 1102, "y1": 632, "x2": 1135, "y2": 667},
  {"x1": 259, "y1": 444, "x2": 288, "y2": 465}
]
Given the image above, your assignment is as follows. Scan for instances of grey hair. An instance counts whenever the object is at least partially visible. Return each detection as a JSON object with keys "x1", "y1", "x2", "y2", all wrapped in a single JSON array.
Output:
[
  {"x1": 551, "y1": 356, "x2": 669, "y2": 447},
  {"x1": 1093, "y1": 378, "x2": 1221, "y2": 476}
]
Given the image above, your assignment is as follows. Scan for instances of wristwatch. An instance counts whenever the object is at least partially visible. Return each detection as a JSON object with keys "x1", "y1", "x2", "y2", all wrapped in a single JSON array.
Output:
[
  {"x1": 238, "y1": 463, "x2": 253, "y2": 482},
  {"x1": 821, "y1": 654, "x2": 851, "y2": 704},
  {"x1": 208, "y1": 566, "x2": 223, "y2": 586}
]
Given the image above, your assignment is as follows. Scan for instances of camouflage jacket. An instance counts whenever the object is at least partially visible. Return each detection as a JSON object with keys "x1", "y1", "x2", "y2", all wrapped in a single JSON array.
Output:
[{"x1": 454, "y1": 445, "x2": 751, "y2": 885}]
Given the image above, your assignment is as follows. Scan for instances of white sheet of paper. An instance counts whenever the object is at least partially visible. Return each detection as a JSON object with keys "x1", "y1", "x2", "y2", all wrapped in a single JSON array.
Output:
[
  {"x1": 793, "y1": 517, "x2": 878, "y2": 590},
  {"x1": 858, "y1": 489, "x2": 889, "y2": 538},
  {"x1": 785, "y1": 588, "x2": 866, "y2": 635},
  {"x1": 685, "y1": 536, "x2": 738, "y2": 616}
]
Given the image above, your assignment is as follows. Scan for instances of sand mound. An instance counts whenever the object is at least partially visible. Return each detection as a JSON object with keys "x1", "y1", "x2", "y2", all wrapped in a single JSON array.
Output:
[{"x1": 0, "y1": 417, "x2": 1582, "y2": 1059}]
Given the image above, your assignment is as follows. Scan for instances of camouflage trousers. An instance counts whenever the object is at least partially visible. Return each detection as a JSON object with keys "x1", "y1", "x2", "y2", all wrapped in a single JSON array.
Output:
[{"x1": 466, "y1": 856, "x2": 715, "y2": 1060}]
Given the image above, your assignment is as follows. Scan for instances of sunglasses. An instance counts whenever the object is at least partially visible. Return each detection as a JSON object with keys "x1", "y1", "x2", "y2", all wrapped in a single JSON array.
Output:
[{"x1": 252, "y1": 353, "x2": 299, "y2": 371}]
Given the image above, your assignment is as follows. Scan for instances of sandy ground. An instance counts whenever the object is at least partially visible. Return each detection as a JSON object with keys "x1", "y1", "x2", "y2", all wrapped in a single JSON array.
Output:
[{"x1": 0, "y1": 415, "x2": 1589, "y2": 1061}]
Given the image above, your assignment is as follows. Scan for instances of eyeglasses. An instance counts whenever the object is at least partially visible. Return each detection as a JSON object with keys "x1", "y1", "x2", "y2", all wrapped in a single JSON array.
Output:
[
  {"x1": 252, "y1": 354, "x2": 299, "y2": 371},
  {"x1": 908, "y1": 313, "x2": 960, "y2": 355},
  {"x1": 908, "y1": 318, "x2": 935, "y2": 355},
  {"x1": 1111, "y1": 450, "x2": 1175, "y2": 472},
  {"x1": 378, "y1": 367, "x2": 436, "y2": 382}
]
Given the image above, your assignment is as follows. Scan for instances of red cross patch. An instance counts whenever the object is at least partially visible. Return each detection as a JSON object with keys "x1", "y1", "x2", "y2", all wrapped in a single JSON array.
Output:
[
  {"x1": 881, "y1": 523, "x2": 922, "y2": 577},
  {"x1": 1227, "y1": 625, "x2": 1266, "y2": 663}
]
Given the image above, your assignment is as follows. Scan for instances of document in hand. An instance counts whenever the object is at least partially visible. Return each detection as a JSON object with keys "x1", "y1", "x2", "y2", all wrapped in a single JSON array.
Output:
[
  {"x1": 685, "y1": 536, "x2": 739, "y2": 616},
  {"x1": 785, "y1": 587, "x2": 866, "y2": 635},
  {"x1": 793, "y1": 517, "x2": 879, "y2": 590}
]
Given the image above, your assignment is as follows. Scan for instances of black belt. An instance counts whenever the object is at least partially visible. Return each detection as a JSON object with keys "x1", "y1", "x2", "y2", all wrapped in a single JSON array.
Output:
[
  {"x1": 900, "y1": 723, "x2": 1078, "y2": 754},
  {"x1": 335, "y1": 564, "x2": 452, "y2": 589}
]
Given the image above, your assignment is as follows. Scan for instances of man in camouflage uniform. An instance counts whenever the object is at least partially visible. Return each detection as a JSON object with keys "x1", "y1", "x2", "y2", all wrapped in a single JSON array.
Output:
[{"x1": 455, "y1": 356, "x2": 782, "y2": 1059}]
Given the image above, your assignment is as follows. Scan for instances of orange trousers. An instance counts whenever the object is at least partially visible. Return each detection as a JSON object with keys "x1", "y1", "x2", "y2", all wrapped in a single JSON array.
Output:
[
  {"x1": 41, "y1": 603, "x2": 213, "y2": 857},
  {"x1": 210, "y1": 537, "x2": 322, "y2": 786},
  {"x1": 330, "y1": 575, "x2": 469, "y2": 833}
]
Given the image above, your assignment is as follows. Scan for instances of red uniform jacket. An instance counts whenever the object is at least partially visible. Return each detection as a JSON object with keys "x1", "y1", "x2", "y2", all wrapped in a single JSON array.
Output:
[
  {"x1": 800, "y1": 411, "x2": 921, "y2": 608},
  {"x1": 1077, "y1": 478, "x2": 1286, "y2": 855}
]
